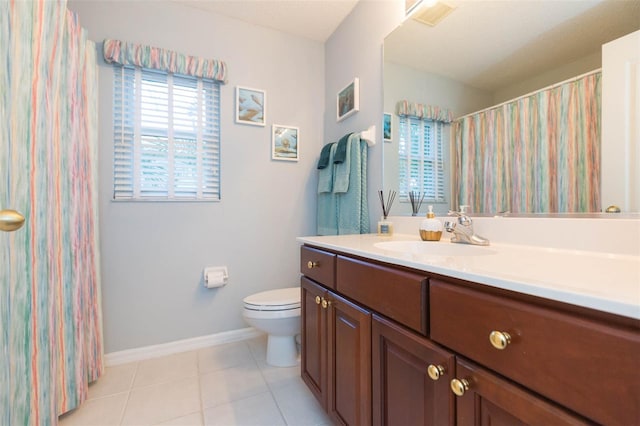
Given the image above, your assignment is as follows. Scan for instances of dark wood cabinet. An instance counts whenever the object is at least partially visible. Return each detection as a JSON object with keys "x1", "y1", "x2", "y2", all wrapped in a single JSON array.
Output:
[
  {"x1": 431, "y1": 279, "x2": 640, "y2": 425},
  {"x1": 301, "y1": 276, "x2": 371, "y2": 426},
  {"x1": 301, "y1": 277, "x2": 327, "y2": 407},
  {"x1": 452, "y1": 358, "x2": 590, "y2": 425},
  {"x1": 300, "y1": 244, "x2": 640, "y2": 426},
  {"x1": 372, "y1": 315, "x2": 455, "y2": 426},
  {"x1": 327, "y1": 290, "x2": 371, "y2": 426},
  {"x1": 336, "y1": 255, "x2": 428, "y2": 335}
]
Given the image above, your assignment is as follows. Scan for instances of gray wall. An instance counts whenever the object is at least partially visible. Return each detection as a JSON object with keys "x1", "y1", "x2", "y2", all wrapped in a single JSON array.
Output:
[
  {"x1": 69, "y1": 0, "x2": 414, "y2": 353},
  {"x1": 69, "y1": 0, "x2": 324, "y2": 352},
  {"x1": 324, "y1": 1, "x2": 405, "y2": 228}
]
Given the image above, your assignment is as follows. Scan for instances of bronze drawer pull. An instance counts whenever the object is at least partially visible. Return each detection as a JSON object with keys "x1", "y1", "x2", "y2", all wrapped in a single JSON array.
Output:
[
  {"x1": 427, "y1": 364, "x2": 445, "y2": 381},
  {"x1": 489, "y1": 331, "x2": 512, "y2": 350},
  {"x1": 450, "y1": 378, "x2": 470, "y2": 396},
  {"x1": 307, "y1": 261, "x2": 319, "y2": 269}
]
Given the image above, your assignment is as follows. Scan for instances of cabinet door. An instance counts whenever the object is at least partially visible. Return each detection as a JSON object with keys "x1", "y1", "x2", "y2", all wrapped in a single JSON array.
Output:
[
  {"x1": 453, "y1": 358, "x2": 591, "y2": 426},
  {"x1": 301, "y1": 277, "x2": 327, "y2": 408},
  {"x1": 372, "y1": 315, "x2": 455, "y2": 426},
  {"x1": 327, "y1": 291, "x2": 372, "y2": 426}
]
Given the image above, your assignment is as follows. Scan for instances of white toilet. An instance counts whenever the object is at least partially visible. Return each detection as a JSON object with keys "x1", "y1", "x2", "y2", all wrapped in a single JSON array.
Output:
[{"x1": 242, "y1": 287, "x2": 301, "y2": 367}]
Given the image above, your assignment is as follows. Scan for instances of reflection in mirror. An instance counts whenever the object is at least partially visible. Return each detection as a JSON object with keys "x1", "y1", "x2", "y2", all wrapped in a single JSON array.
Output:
[{"x1": 383, "y1": 0, "x2": 640, "y2": 216}]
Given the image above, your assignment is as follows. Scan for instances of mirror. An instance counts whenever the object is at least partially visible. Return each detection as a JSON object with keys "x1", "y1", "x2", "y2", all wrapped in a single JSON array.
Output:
[{"x1": 383, "y1": 0, "x2": 640, "y2": 215}]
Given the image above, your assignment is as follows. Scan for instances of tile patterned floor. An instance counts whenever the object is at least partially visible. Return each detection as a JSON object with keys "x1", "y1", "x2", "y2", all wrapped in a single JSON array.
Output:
[{"x1": 58, "y1": 336, "x2": 332, "y2": 426}]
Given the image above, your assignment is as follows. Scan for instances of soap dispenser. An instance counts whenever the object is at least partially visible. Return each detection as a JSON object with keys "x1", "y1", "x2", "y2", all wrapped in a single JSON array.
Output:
[{"x1": 419, "y1": 205, "x2": 443, "y2": 241}]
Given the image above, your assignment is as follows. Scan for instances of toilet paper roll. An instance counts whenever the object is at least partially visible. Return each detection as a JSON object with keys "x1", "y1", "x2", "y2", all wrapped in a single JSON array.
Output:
[{"x1": 204, "y1": 271, "x2": 226, "y2": 288}]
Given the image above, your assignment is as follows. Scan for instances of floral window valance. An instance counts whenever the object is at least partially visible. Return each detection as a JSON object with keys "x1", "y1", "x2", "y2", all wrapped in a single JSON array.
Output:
[
  {"x1": 396, "y1": 100, "x2": 453, "y2": 123},
  {"x1": 103, "y1": 39, "x2": 227, "y2": 83}
]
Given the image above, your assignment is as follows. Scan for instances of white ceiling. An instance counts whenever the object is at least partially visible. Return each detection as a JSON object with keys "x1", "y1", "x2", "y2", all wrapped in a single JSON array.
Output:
[
  {"x1": 173, "y1": 0, "x2": 639, "y2": 90},
  {"x1": 176, "y1": 0, "x2": 361, "y2": 42},
  {"x1": 385, "y1": 0, "x2": 640, "y2": 92}
]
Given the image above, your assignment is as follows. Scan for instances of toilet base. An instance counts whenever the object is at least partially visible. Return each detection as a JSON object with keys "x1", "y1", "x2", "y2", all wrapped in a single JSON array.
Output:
[{"x1": 266, "y1": 334, "x2": 299, "y2": 367}]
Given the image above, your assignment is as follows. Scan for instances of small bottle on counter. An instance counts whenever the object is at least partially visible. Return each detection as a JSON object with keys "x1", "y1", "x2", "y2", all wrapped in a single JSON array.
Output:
[
  {"x1": 419, "y1": 205, "x2": 443, "y2": 241},
  {"x1": 377, "y1": 216, "x2": 394, "y2": 236}
]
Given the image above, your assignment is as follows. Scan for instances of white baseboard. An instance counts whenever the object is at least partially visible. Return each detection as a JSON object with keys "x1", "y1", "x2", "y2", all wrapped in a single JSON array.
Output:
[{"x1": 104, "y1": 327, "x2": 264, "y2": 366}]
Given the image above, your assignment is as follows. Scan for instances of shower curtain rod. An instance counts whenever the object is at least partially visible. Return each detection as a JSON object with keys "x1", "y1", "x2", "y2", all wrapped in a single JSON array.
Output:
[{"x1": 455, "y1": 68, "x2": 602, "y2": 121}]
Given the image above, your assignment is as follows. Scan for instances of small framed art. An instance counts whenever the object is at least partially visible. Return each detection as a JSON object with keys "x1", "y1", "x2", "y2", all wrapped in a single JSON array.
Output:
[
  {"x1": 336, "y1": 77, "x2": 359, "y2": 122},
  {"x1": 383, "y1": 112, "x2": 392, "y2": 142},
  {"x1": 272, "y1": 125, "x2": 299, "y2": 161},
  {"x1": 236, "y1": 86, "x2": 266, "y2": 126}
]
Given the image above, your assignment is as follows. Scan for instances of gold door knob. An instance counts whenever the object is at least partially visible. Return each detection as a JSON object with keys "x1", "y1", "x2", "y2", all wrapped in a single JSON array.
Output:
[
  {"x1": 321, "y1": 298, "x2": 331, "y2": 309},
  {"x1": 307, "y1": 261, "x2": 319, "y2": 269},
  {"x1": 450, "y1": 378, "x2": 470, "y2": 396},
  {"x1": 0, "y1": 209, "x2": 25, "y2": 232},
  {"x1": 489, "y1": 331, "x2": 512, "y2": 350},
  {"x1": 427, "y1": 364, "x2": 445, "y2": 381},
  {"x1": 315, "y1": 296, "x2": 321, "y2": 305}
]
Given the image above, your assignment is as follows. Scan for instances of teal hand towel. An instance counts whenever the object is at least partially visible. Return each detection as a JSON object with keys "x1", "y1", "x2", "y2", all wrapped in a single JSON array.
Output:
[
  {"x1": 317, "y1": 144, "x2": 338, "y2": 234},
  {"x1": 317, "y1": 142, "x2": 333, "y2": 169},
  {"x1": 318, "y1": 143, "x2": 336, "y2": 194},
  {"x1": 333, "y1": 133, "x2": 353, "y2": 164},
  {"x1": 336, "y1": 136, "x2": 369, "y2": 234},
  {"x1": 333, "y1": 135, "x2": 352, "y2": 194}
]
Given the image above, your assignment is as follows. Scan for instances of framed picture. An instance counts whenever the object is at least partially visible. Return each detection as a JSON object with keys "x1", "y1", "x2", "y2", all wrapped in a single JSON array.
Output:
[
  {"x1": 236, "y1": 86, "x2": 266, "y2": 126},
  {"x1": 336, "y1": 77, "x2": 359, "y2": 122},
  {"x1": 272, "y1": 125, "x2": 299, "y2": 161},
  {"x1": 383, "y1": 112, "x2": 392, "y2": 142}
]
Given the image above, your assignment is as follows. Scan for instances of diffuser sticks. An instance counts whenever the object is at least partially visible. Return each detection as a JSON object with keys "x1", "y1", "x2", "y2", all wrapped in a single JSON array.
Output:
[
  {"x1": 408, "y1": 191, "x2": 425, "y2": 216},
  {"x1": 378, "y1": 190, "x2": 396, "y2": 219},
  {"x1": 377, "y1": 190, "x2": 396, "y2": 236}
]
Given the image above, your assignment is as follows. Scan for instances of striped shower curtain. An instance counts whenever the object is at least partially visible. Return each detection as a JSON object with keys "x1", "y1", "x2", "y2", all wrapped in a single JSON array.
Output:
[
  {"x1": 453, "y1": 72, "x2": 601, "y2": 214},
  {"x1": 1, "y1": 1, "x2": 103, "y2": 424}
]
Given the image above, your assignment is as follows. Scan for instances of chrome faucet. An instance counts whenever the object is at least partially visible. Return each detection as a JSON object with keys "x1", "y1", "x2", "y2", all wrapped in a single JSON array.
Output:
[{"x1": 445, "y1": 206, "x2": 490, "y2": 246}]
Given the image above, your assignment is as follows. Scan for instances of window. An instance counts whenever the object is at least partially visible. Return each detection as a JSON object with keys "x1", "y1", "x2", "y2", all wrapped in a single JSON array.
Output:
[
  {"x1": 398, "y1": 116, "x2": 445, "y2": 202},
  {"x1": 113, "y1": 66, "x2": 220, "y2": 201}
]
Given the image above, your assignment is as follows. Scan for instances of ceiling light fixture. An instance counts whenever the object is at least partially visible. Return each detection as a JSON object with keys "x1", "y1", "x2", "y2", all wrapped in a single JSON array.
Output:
[{"x1": 411, "y1": 1, "x2": 456, "y2": 27}]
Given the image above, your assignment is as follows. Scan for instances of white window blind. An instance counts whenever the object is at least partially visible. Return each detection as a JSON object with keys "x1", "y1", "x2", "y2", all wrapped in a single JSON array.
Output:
[
  {"x1": 398, "y1": 116, "x2": 445, "y2": 202},
  {"x1": 113, "y1": 66, "x2": 220, "y2": 201}
]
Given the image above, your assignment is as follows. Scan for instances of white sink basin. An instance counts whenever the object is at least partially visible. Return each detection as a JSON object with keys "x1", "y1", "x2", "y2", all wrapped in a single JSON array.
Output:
[{"x1": 374, "y1": 240, "x2": 497, "y2": 256}]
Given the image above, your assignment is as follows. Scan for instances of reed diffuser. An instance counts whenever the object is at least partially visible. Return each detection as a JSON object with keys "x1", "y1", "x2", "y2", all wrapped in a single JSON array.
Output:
[
  {"x1": 377, "y1": 190, "x2": 396, "y2": 235},
  {"x1": 408, "y1": 191, "x2": 425, "y2": 216}
]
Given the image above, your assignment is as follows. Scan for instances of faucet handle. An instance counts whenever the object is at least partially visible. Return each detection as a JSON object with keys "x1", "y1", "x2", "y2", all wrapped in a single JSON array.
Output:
[{"x1": 448, "y1": 205, "x2": 471, "y2": 217}]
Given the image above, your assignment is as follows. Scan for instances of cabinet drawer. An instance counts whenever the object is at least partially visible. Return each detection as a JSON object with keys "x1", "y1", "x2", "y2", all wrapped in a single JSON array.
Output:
[
  {"x1": 337, "y1": 256, "x2": 428, "y2": 335},
  {"x1": 430, "y1": 280, "x2": 640, "y2": 426},
  {"x1": 300, "y1": 246, "x2": 336, "y2": 289},
  {"x1": 453, "y1": 358, "x2": 591, "y2": 425}
]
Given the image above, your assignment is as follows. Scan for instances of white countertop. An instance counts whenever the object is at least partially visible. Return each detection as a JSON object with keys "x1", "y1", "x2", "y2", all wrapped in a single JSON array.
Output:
[{"x1": 297, "y1": 233, "x2": 640, "y2": 320}]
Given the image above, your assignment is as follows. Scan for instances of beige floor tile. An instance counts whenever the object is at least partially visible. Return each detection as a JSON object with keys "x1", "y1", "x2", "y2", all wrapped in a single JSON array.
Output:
[
  {"x1": 202, "y1": 392, "x2": 285, "y2": 426},
  {"x1": 58, "y1": 393, "x2": 128, "y2": 426},
  {"x1": 58, "y1": 338, "x2": 329, "y2": 426},
  {"x1": 246, "y1": 335, "x2": 268, "y2": 361},
  {"x1": 200, "y1": 362, "x2": 269, "y2": 408},
  {"x1": 197, "y1": 341, "x2": 255, "y2": 374},
  {"x1": 121, "y1": 377, "x2": 200, "y2": 425},
  {"x1": 88, "y1": 362, "x2": 137, "y2": 400},
  {"x1": 134, "y1": 351, "x2": 198, "y2": 388},
  {"x1": 256, "y1": 358, "x2": 301, "y2": 391},
  {"x1": 154, "y1": 411, "x2": 203, "y2": 425},
  {"x1": 271, "y1": 379, "x2": 332, "y2": 426}
]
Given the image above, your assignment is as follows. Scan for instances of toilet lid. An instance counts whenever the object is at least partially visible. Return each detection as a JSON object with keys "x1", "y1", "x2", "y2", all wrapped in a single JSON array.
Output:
[{"x1": 243, "y1": 287, "x2": 300, "y2": 311}]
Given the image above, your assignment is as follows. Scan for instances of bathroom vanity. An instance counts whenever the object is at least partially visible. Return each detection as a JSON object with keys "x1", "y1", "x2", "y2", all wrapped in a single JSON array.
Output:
[{"x1": 298, "y1": 231, "x2": 640, "y2": 426}]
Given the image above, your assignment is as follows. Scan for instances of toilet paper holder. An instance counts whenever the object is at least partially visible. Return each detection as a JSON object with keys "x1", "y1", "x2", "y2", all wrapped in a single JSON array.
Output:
[{"x1": 203, "y1": 266, "x2": 228, "y2": 288}]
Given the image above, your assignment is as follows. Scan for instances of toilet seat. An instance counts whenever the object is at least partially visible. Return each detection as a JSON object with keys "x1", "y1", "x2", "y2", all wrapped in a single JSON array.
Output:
[{"x1": 243, "y1": 287, "x2": 300, "y2": 311}]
